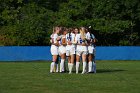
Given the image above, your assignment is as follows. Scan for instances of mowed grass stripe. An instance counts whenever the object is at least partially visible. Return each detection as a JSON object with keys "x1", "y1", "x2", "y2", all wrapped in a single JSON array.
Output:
[{"x1": 0, "y1": 61, "x2": 140, "y2": 93}]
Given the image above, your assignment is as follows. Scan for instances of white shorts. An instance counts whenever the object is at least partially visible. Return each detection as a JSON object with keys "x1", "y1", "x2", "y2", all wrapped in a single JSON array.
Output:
[
  {"x1": 76, "y1": 45, "x2": 88, "y2": 56},
  {"x1": 76, "y1": 51, "x2": 88, "y2": 56},
  {"x1": 58, "y1": 45, "x2": 66, "y2": 55},
  {"x1": 50, "y1": 45, "x2": 59, "y2": 55},
  {"x1": 88, "y1": 45, "x2": 95, "y2": 54},
  {"x1": 66, "y1": 45, "x2": 75, "y2": 56}
]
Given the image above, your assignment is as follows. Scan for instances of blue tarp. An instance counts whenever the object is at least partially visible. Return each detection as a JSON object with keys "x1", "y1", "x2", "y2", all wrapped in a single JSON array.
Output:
[
  {"x1": 0, "y1": 46, "x2": 51, "y2": 61},
  {"x1": 96, "y1": 46, "x2": 140, "y2": 60},
  {"x1": 0, "y1": 46, "x2": 140, "y2": 61}
]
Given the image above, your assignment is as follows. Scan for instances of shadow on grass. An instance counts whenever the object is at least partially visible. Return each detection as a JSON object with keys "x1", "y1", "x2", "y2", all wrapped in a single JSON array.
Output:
[{"x1": 97, "y1": 69, "x2": 126, "y2": 73}]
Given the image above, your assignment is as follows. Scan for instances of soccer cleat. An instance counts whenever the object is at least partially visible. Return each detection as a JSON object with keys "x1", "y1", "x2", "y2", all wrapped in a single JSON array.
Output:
[
  {"x1": 69, "y1": 71, "x2": 72, "y2": 74},
  {"x1": 60, "y1": 71, "x2": 65, "y2": 73},
  {"x1": 81, "y1": 71, "x2": 86, "y2": 74}
]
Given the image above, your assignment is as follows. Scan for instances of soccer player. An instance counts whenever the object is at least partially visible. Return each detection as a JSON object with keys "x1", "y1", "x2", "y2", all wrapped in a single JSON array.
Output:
[
  {"x1": 86, "y1": 28, "x2": 96, "y2": 73},
  {"x1": 50, "y1": 26, "x2": 60, "y2": 73},
  {"x1": 66, "y1": 28, "x2": 76, "y2": 74},
  {"x1": 75, "y1": 27, "x2": 88, "y2": 74},
  {"x1": 58, "y1": 27, "x2": 67, "y2": 73},
  {"x1": 73, "y1": 27, "x2": 79, "y2": 67}
]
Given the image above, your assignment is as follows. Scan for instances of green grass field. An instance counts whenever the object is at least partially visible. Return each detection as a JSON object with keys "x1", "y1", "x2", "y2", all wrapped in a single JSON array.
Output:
[{"x1": 0, "y1": 61, "x2": 140, "y2": 93}]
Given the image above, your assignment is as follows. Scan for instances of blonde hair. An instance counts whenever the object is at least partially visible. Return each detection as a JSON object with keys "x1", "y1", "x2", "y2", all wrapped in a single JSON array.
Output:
[
  {"x1": 53, "y1": 26, "x2": 59, "y2": 33},
  {"x1": 80, "y1": 27, "x2": 86, "y2": 40}
]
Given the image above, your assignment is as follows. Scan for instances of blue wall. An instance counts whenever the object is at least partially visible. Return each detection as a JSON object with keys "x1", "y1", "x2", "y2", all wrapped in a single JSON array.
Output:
[
  {"x1": 0, "y1": 46, "x2": 140, "y2": 61},
  {"x1": 96, "y1": 46, "x2": 140, "y2": 60},
  {"x1": 0, "y1": 46, "x2": 51, "y2": 61}
]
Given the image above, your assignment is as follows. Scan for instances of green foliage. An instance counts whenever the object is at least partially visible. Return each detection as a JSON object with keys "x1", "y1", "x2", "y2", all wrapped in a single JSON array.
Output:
[{"x1": 0, "y1": 0, "x2": 140, "y2": 46}]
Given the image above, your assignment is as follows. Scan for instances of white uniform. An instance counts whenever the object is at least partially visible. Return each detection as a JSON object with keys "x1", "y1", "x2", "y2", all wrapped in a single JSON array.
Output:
[
  {"x1": 75, "y1": 33, "x2": 88, "y2": 56},
  {"x1": 86, "y1": 32, "x2": 96, "y2": 73},
  {"x1": 50, "y1": 34, "x2": 59, "y2": 55},
  {"x1": 58, "y1": 35, "x2": 66, "y2": 55},
  {"x1": 50, "y1": 33, "x2": 59, "y2": 73},
  {"x1": 75, "y1": 33, "x2": 88, "y2": 74},
  {"x1": 66, "y1": 33, "x2": 76, "y2": 56},
  {"x1": 86, "y1": 32, "x2": 96, "y2": 55}
]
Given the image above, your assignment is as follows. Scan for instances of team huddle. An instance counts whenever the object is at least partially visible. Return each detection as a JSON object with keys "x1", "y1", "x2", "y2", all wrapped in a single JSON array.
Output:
[{"x1": 50, "y1": 26, "x2": 96, "y2": 74}]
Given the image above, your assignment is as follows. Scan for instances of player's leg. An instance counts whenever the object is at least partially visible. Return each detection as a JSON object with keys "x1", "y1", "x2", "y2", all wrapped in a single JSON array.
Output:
[
  {"x1": 50, "y1": 55, "x2": 58, "y2": 73},
  {"x1": 88, "y1": 54, "x2": 93, "y2": 73},
  {"x1": 59, "y1": 46, "x2": 66, "y2": 73},
  {"x1": 60, "y1": 53, "x2": 66, "y2": 73},
  {"x1": 55, "y1": 55, "x2": 59, "y2": 72},
  {"x1": 81, "y1": 52, "x2": 87, "y2": 74},
  {"x1": 66, "y1": 50, "x2": 71, "y2": 73},
  {"x1": 88, "y1": 46, "x2": 94, "y2": 73},
  {"x1": 50, "y1": 45, "x2": 59, "y2": 73},
  {"x1": 68, "y1": 47, "x2": 75, "y2": 74},
  {"x1": 76, "y1": 51, "x2": 81, "y2": 74},
  {"x1": 68, "y1": 54, "x2": 74, "y2": 74}
]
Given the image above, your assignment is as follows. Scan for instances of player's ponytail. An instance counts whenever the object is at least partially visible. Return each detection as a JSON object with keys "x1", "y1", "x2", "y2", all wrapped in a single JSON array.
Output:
[{"x1": 80, "y1": 27, "x2": 86, "y2": 41}]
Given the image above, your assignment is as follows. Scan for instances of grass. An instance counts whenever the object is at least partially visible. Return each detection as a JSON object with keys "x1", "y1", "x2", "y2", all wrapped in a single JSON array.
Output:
[{"x1": 0, "y1": 61, "x2": 140, "y2": 93}]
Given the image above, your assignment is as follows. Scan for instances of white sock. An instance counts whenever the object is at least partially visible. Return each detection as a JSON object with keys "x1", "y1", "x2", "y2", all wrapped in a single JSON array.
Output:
[
  {"x1": 62, "y1": 60, "x2": 65, "y2": 72},
  {"x1": 50, "y1": 62, "x2": 53, "y2": 72},
  {"x1": 76, "y1": 62, "x2": 80, "y2": 74},
  {"x1": 60, "y1": 59, "x2": 65, "y2": 72},
  {"x1": 68, "y1": 63, "x2": 71, "y2": 72},
  {"x1": 56, "y1": 63, "x2": 59, "y2": 72},
  {"x1": 53, "y1": 62, "x2": 56, "y2": 72},
  {"x1": 69, "y1": 63, "x2": 74, "y2": 73},
  {"x1": 82, "y1": 62, "x2": 87, "y2": 73},
  {"x1": 50, "y1": 62, "x2": 55, "y2": 73},
  {"x1": 88, "y1": 61, "x2": 92, "y2": 72}
]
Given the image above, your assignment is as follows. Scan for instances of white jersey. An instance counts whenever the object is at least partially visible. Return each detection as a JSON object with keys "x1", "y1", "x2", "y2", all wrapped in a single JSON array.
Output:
[
  {"x1": 65, "y1": 33, "x2": 76, "y2": 56},
  {"x1": 50, "y1": 33, "x2": 59, "y2": 44},
  {"x1": 86, "y1": 32, "x2": 96, "y2": 54},
  {"x1": 75, "y1": 33, "x2": 88, "y2": 52},
  {"x1": 50, "y1": 33, "x2": 59, "y2": 55},
  {"x1": 86, "y1": 32, "x2": 95, "y2": 46},
  {"x1": 66, "y1": 33, "x2": 76, "y2": 43},
  {"x1": 66, "y1": 33, "x2": 76, "y2": 50},
  {"x1": 86, "y1": 32, "x2": 95, "y2": 42}
]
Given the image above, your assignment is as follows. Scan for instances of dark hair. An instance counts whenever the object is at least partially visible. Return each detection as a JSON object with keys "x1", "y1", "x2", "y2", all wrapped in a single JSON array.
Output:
[
  {"x1": 60, "y1": 27, "x2": 68, "y2": 35},
  {"x1": 73, "y1": 27, "x2": 79, "y2": 34}
]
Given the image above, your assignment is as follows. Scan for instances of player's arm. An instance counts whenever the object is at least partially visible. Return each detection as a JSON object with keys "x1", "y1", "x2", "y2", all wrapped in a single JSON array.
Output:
[
  {"x1": 50, "y1": 39, "x2": 53, "y2": 44},
  {"x1": 56, "y1": 36, "x2": 61, "y2": 41},
  {"x1": 85, "y1": 33, "x2": 91, "y2": 45},
  {"x1": 91, "y1": 34, "x2": 96, "y2": 43},
  {"x1": 53, "y1": 41, "x2": 59, "y2": 46},
  {"x1": 50, "y1": 35, "x2": 53, "y2": 44}
]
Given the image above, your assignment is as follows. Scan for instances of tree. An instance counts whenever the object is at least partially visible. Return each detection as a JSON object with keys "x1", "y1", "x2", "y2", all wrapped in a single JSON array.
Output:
[{"x1": 0, "y1": 0, "x2": 140, "y2": 46}]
